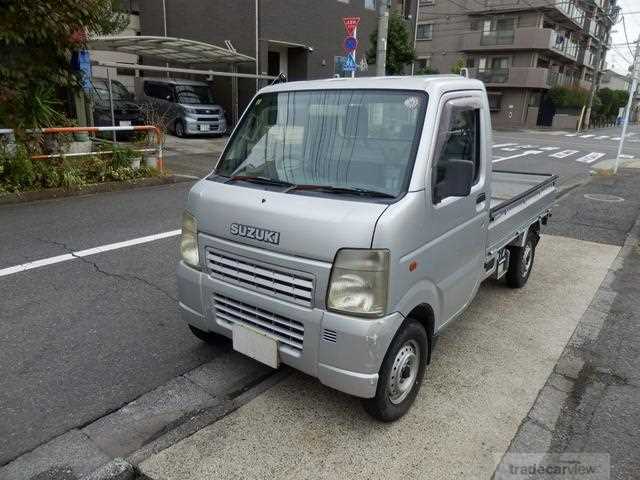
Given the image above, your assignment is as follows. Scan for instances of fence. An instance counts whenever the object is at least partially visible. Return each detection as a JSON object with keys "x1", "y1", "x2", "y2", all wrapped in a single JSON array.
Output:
[{"x1": 0, "y1": 125, "x2": 164, "y2": 172}]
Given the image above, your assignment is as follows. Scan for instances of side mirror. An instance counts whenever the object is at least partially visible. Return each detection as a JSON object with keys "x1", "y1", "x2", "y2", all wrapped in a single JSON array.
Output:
[{"x1": 434, "y1": 159, "x2": 474, "y2": 203}]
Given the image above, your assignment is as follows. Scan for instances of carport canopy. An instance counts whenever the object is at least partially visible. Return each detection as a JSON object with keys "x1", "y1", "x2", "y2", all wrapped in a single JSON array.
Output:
[{"x1": 88, "y1": 35, "x2": 255, "y2": 65}]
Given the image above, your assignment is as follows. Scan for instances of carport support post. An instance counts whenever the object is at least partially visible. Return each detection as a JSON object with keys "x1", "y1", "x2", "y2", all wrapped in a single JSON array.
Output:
[
  {"x1": 231, "y1": 64, "x2": 239, "y2": 126},
  {"x1": 106, "y1": 68, "x2": 117, "y2": 142}
]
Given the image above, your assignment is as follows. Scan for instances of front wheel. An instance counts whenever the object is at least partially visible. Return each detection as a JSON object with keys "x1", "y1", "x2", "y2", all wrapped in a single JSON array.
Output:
[
  {"x1": 362, "y1": 319, "x2": 428, "y2": 422},
  {"x1": 506, "y1": 234, "x2": 537, "y2": 288},
  {"x1": 174, "y1": 120, "x2": 186, "y2": 137}
]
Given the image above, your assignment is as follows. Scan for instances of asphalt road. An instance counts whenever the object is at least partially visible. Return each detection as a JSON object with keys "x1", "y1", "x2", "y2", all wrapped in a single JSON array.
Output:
[{"x1": 1, "y1": 124, "x2": 639, "y2": 466}]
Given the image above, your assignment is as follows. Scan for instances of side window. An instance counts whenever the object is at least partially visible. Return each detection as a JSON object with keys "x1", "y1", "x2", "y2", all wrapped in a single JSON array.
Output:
[{"x1": 432, "y1": 104, "x2": 481, "y2": 202}]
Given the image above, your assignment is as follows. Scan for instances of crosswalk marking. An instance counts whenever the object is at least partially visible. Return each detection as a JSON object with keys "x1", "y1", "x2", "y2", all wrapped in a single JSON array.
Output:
[
  {"x1": 539, "y1": 146, "x2": 560, "y2": 151},
  {"x1": 493, "y1": 150, "x2": 543, "y2": 163},
  {"x1": 550, "y1": 150, "x2": 579, "y2": 158},
  {"x1": 576, "y1": 152, "x2": 606, "y2": 164},
  {"x1": 579, "y1": 134, "x2": 595, "y2": 138}
]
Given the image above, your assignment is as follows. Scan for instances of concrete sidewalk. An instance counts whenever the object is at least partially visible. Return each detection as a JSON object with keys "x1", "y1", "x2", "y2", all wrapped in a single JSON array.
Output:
[
  {"x1": 496, "y1": 168, "x2": 640, "y2": 479},
  {"x1": 138, "y1": 234, "x2": 618, "y2": 480}
]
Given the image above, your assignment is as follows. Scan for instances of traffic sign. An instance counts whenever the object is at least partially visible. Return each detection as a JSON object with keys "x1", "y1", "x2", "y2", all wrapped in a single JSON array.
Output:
[
  {"x1": 342, "y1": 55, "x2": 357, "y2": 72},
  {"x1": 344, "y1": 36, "x2": 358, "y2": 52},
  {"x1": 342, "y1": 16, "x2": 361, "y2": 36}
]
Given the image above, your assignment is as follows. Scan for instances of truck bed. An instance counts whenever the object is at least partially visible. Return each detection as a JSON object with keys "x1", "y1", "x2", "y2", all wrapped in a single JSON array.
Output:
[{"x1": 487, "y1": 170, "x2": 558, "y2": 254}]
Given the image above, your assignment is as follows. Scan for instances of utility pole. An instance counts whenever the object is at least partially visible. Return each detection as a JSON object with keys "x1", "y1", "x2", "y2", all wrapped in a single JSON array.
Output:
[
  {"x1": 613, "y1": 35, "x2": 640, "y2": 174},
  {"x1": 583, "y1": 23, "x2": 603, "y2": 130},
  {"x1": 375, "y1": 0, "x2": 389, "y2": 76},
  {"x1": 255, "y1": 0, "x2": 260, "y2": 91}
]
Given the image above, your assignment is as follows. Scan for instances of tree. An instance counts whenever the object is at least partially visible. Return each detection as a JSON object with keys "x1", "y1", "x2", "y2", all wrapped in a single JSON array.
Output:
[
  {"x1": 0, "y1": 0, "x2": 128, "y2": 133},
  {"x1": 451, "y1": 58, "x2": 465, "y2": 75},
  {"x1": 366, "y1": 12, "x2": 416, "y2": 75},
  {"x1": 593, "y1": 88, "x2": 628, "y2": 124}
]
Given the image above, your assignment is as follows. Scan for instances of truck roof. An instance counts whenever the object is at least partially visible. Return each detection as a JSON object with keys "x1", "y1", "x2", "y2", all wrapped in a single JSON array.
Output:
[{"x1": 260, "y1": 75, "x2": 485, "y2": 95}]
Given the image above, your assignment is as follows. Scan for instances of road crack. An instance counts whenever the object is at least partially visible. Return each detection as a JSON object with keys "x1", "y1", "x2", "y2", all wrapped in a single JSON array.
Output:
[{"x1": 34, "y1": 236, "x2": 177, "y2": 302}]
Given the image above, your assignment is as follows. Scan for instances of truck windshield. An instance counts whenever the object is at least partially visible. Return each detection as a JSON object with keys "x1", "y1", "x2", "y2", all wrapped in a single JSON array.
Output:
[
  {"x1": 175, "y1": 85, "x2": 214, "y2": 104},
  {"x1": 216, "y1": 89, "x2": 427, "y2": 197}
]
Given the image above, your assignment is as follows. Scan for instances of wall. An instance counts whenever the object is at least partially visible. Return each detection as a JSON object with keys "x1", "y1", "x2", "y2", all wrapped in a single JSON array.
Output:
[{"x1": 137, "y1": 0, "x2": 379, "y2": 118}]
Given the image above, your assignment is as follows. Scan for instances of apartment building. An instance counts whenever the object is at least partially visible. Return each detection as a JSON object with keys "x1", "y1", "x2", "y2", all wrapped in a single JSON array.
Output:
[{"x1": 414, "y1": 0, "x2": 620, "y2": 128}]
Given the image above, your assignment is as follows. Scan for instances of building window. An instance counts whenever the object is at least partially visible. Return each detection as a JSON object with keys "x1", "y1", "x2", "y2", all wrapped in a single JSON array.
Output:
[
  {"x1": 364, "y1": 0, "x2": 375, "y2": 9},
  {"x1": 487, "y1": 92, "x2": 502, "y2": 112},
  {"x1": 416, "y1": 23, "x2": 433, "y2": 40},
  {"x1": 420, "y1": 0, "x2": 435, "y2": 5}
]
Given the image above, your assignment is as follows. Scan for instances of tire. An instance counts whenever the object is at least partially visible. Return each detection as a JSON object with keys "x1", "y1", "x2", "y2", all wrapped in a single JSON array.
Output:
[
  {"x1": 174, "y1": 120, "x2": 186, "y2": 138},
  {"x1": 188, "y1": 325, "x2": 224, "y2": 345},
  {"x1": 362, "y1": 319, "x2": 428, "y2": 422},
  {"x1": 506, "y1": 233, "x2": 536, "y2": 289}
]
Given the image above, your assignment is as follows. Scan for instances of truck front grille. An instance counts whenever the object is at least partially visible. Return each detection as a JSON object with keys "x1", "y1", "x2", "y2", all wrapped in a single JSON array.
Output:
[
  {"x1": 213, "y1": 294, "x2": 304, "y2": 350},
  {"x1": 205, "y1": 249, "x2": 314, "y2": 307}
]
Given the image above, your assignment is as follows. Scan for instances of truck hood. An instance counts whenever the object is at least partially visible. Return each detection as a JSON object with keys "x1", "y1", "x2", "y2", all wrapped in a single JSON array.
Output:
[{"x1": 188, "y1": 180, "x2": 388, "y2": 262}]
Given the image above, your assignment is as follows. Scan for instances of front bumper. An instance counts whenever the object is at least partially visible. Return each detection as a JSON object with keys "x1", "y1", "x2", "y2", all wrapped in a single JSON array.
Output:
[
  {"x1": 177, "y1": 261, "x2": 403, "y2": 398},
  {"x1": 184, "y1": 116, "x2": 226, "y2": 135}
]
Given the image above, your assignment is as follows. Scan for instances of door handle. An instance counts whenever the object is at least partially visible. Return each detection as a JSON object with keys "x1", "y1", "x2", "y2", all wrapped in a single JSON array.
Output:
[{"x1": 476, "y1": 193, "x2": 486, "y2": 204}]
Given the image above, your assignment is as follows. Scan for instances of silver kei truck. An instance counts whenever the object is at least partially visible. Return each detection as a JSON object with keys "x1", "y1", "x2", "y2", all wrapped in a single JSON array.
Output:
[{"x1": 177, "y1": 76, "x2": 558, "y2": 421}]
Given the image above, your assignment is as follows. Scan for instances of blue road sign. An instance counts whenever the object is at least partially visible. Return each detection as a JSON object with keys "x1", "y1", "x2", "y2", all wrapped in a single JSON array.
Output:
[
  {"x1": 344, "y1": 36, "x2": 358, "y2": 51},
  {"x1": 343, "y1": 55, "x2": 357, "y2": 72}
]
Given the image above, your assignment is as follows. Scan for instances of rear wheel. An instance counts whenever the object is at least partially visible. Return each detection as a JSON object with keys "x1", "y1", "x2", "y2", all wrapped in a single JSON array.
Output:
[
  {"x1": 362, "y1": 319, "x2": 428, "y2": 422},
  {"x1": 506, "y1": 233, "x2": 536, "y2": 288}
]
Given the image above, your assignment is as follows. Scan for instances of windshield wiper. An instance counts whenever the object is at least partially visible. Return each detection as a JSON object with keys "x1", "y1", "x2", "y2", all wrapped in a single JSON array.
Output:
[
  {"x1": 284, "y1": 184, "x2": 396, "y2": 198},
  {"x1": 226, "y1": 175, "x2": 295, "y2": 188}
]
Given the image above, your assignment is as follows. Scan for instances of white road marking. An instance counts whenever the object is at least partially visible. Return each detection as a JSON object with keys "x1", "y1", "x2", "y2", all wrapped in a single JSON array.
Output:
[
  {"x1": 540, "y1": 146, "x2": 560, "y2": 151},
  {"x1": 594, "y1": 135, "x2": 610, "y2": 140},
  {"x1": 579, "y1": 134, "x2": 595, "y2": 138},
  {"x1": 576, "y1": 152, "x2": 606, "y2": 164},
  {"x1": 501, "y1": 147, "x2": 522, "y2": 151},
  {"x1": 550, "y1": 150, "x2": 579, "y2": 159},
  {"x1": 612, "y1": 137, "x2": 621, "y2": 140},
  {"x1": 492, "y1": 143, "x2": 518, "y2": 148},
  {"x1": 565, "y1": 133, "x2": 578, "y2": 137},
  {"x1": 619, "y1": 154, "x2": 635, "y2": 159},
  {"x1": 0, "y1": 230, "x2": 182, "y2": 278},
  {"x1": 492, "y1": 150, "x2": 543, "y2": 163}
]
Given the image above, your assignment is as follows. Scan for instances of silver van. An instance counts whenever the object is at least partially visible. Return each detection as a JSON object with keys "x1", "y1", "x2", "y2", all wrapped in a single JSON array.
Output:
[{"x1": 140, "y1": 78, "x2": 227, "y2": 137}]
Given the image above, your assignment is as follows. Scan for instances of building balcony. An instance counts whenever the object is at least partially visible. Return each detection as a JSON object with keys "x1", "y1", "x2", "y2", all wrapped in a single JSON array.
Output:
[
  {"x1": 468, "y1": 67, "x2": 584, "y2": 89},
  {"x1": 462, "y1": 27, "x2": 579, "y2": 62},
  {"x1": 468, "y1": 0, "x2": 586, "y2": 30},
  {"x1": 468, "y1": 67, "x2": 550, "y2": 89}
]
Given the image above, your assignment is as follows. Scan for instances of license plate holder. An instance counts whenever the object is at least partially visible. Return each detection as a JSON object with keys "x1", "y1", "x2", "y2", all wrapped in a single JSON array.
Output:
[
  {"x1": 198, "y1": 124, "x2": 211, "y2": 132},
  {"x1": 119, "y1": 120, "x2": 132, "y2": 126},
  {"x1": 232, "y1": 323, "x2": 279, "y2": 368}
]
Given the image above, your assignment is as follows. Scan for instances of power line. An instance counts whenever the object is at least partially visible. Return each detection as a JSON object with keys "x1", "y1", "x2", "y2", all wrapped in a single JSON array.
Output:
[{"x1": 621, "y1": 15, "x2": 637, "y2": 58}]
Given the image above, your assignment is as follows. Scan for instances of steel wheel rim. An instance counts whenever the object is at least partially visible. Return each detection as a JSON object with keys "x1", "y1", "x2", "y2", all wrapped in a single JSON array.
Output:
[
  {"x1": 522, "y1": 243, "x2": 533, "y2": 278},
  {"x1": 388, "y1": 339, "x2": 420, "y2": 405}
]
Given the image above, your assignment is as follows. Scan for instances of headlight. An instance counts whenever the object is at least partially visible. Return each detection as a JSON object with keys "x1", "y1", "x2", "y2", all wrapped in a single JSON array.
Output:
[
  {"x1": 327, "y1": 249, "x2": 389, "y2": 317},
  {"x1": 184, "y1": 107, "x2": 197, "y2": 115},
  {"x1": 180, "y1": 211, "x2": 200, "y2": 269}
]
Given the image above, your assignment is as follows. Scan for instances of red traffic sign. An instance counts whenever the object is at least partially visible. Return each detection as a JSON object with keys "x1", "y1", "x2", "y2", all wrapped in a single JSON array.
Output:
[
  {"x1": 344, "y1": 36, "x2": 358, "y2": 52},
  {"x1": 342, "y1": 16, "x2": 361, "y2": 36}
]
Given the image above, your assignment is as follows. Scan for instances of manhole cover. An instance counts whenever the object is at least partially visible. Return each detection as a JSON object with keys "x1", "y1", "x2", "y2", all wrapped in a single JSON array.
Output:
[{"x1": 583, "y1": 193, "x2": 625, "y2": 203}]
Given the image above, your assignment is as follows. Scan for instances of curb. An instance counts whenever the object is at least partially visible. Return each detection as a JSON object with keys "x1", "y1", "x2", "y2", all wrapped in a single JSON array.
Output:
[
  {"x1": 81, "y1": 459, "x2": 135, "y2": 480},
  {"x1": 0, "y1": 175, "x2": 194, "y2": 206}
]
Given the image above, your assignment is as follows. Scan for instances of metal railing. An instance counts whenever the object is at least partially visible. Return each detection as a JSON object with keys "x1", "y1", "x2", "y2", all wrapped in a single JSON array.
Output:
[{"x1": 0, "y1": 125, "x2": 164, "y2": 172}]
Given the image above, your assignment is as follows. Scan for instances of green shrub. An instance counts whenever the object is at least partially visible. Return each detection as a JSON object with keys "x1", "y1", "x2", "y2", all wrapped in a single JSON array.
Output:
[
  {"x1": 0, "y1": 144, "x2": 36, "y2": 190},
  {"x1": 549, "y1": 86, "x2": 589, "y2": 109}
]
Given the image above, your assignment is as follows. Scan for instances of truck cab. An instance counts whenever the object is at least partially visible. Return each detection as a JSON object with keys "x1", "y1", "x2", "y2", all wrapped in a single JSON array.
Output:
[{"x1": 177, "y1": 76, "x2": 556, "y2": 421}]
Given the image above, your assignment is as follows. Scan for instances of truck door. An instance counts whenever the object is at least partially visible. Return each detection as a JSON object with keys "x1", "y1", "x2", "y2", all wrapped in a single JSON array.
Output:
[{"x1": 427, "y1": 92, "x2": 489, "y2": 326}]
